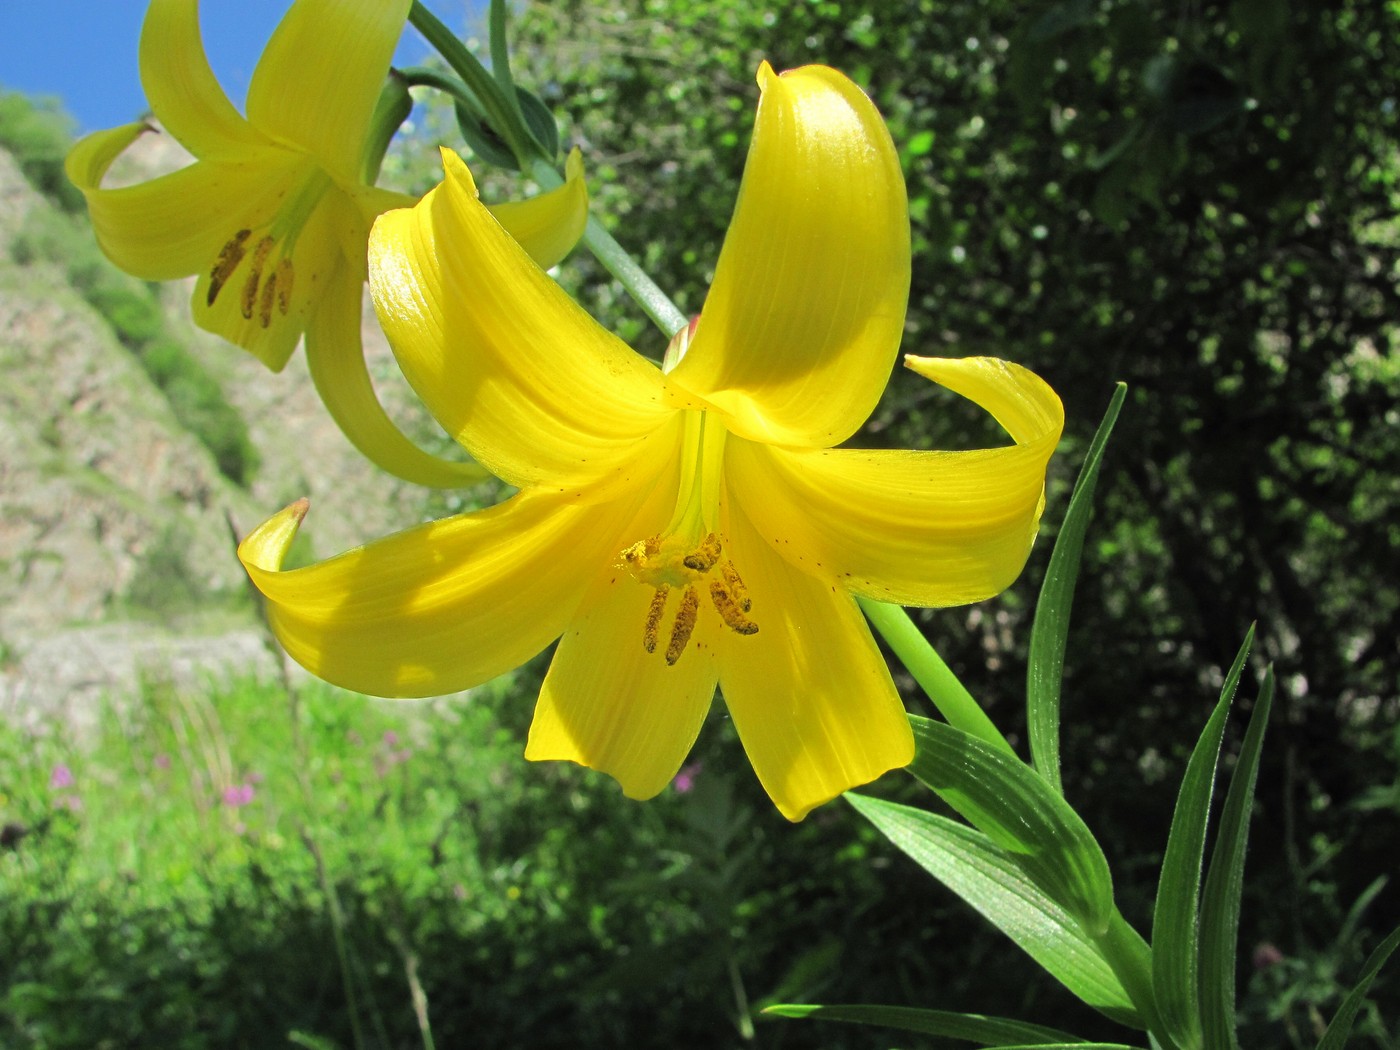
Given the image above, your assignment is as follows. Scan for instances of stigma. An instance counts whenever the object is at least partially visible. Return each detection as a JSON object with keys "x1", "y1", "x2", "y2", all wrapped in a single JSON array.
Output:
[{"x1": 623, "y1": 531, "x2": 758, "y2": 666}]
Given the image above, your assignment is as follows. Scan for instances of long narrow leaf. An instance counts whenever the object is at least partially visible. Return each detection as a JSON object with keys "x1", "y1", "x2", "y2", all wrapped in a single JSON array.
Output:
[
  {"x1": 908, "y1": 716, "x2": 1115, "y2": 934},
  {"x1": 1027, "y1": 383, "x2": 1127, "y2": 793},
  {"x1": 1315, "y1": 924, "x2": 1400, "y2": 1050},
  {"x1": 1198, "y1": 667, "x2": 1275, "y2": 1049},
  {"x1": 1152, "y1": 628, "x2": 1255, "y2": 1050},
  {"x1": 763, "y1": 1003, "x2": 1085, "y2": 1044},
  {"x1": 846, "y1": 793, "x2": 1141, "y2": 1028}
]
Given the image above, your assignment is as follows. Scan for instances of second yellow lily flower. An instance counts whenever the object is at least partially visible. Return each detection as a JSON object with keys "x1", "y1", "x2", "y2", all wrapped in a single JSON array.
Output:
[{"x1": 65, "y1": 0, "x2": 588, "y2": 487}]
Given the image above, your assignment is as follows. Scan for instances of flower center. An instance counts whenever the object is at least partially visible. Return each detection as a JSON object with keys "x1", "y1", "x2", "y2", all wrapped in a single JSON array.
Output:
[
  {"x1": 619, "y1": 409, "x2": 758, "y2": 665},
  {"x1": 206, "y1": 168, "x2": 332, "y2": 327}
]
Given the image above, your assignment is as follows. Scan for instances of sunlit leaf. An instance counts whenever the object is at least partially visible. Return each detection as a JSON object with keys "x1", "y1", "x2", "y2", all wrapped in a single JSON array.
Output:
[
  {"x1": 1027, "y1": 383, "x2": 1126, "y2": 793},
  {"x1": 846, "y1": 793, "x2": 1141, "y2": 1028},
  {"x1": 763, "y1": 1003, "x2": 1085, "y2": 1044},
  {"x1": 1198, "y1": 666, "x2": 1274, "y2": 1049},
  {"x1": 907, "y1": 716, "x2": 1115, "y2": 934},
  {"x1": 1152, "y1": 628, "x2": 1254, "y2": 1050}
]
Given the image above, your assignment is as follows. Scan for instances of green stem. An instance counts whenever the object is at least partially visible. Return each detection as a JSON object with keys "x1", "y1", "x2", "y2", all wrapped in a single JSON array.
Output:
[
  {"x1": 408, "y1": 1, "x2": 537, "y2": 166},
  {"x1": 1092, "y1": 910, "x2": 1180, "y2": 1050},
  {"x1": 530, "y1": 158, "x2": 689, "y2": 336},
  {"x1": 857, "y1": 597, "x2": 1015, "y2": 757}
]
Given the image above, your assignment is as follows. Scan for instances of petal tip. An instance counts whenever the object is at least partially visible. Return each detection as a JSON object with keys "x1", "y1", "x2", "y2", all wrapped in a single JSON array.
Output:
[
  {"x1": 237, "y1": 497, "x2": 311, "y2": 572},
  {"x1": 756, "y1": 59, "x2": 777, "y2": 90},
  {"x1": 438, "y1": 146, "x2": 478, "y2": 197}
]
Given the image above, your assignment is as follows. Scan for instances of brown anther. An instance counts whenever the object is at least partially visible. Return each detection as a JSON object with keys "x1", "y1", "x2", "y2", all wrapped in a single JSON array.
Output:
[
  {"x1": 643, "y1": 586, "x2": 669, "y2": 654},
  {"x1": 720, "y1": 561, "x2": 751, "y2": 612},
  {"x1": 683, "y1": 532, "x2": 722, "y2": 572},
  {"x1": 275, "y1": 258, "x2": 294, "y2": 315},
  {"x1": 665, "y1": 586, "x2": 700, "y2": 665},
  {"x1": 710, "y1": 580, "x2": 759, "y2": 635},
  {"x1": 208, "y1": 229, "x2": 251, "y2": 306},
  {"x1": 258, "y1": 270, "x2": 278, "y2": 328},
  {"x1": 239, "y1": 236, "x2": 276, "y2": 320}
]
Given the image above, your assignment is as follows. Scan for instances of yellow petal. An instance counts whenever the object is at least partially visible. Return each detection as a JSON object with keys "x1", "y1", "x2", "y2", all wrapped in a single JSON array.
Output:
[
  {"x1": 668, "y1": 64, "x2": 909, "y2": 449},
  {"x1": 246, "y1": 0, "x2": 411, "y2": 182},
  {"x1": 716, "y1": 501, "x2": 914, "y2": 821},
  {"x1": 65, "y1": 127, "x2": 292, "y2": 281},
  {"x1": 486, "y1": 148, "x2": 589, "y2": 270},
  {"x1": 191, "y1": 179, "x2": 358, "y2": 371},
  {"x1": 238, "y1": 486, "x2": 652, "y2": 698},
  {"x1": 138, "y1": 0, "x2": 264, "y2": 158},
  {"x1": 726, "y1": 357, "x2": 1064, "y2": 607},
  {"x1": 369, "y1": 149, "x2": 680, "y2": 496},
  {"x1": 526, "y1": 468, "x2": 719, "y2": 799},
  {"x1": 303, "y1": 273, "x2": 488, "y2": 488}
]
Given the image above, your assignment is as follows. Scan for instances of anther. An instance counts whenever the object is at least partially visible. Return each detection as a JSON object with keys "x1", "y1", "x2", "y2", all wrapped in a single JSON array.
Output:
[
  {"x1": 682, "y1": 533, "x2": 722, "y2": 573},
  {"x1": 643, "y1": 586, "x2": 669, "y2": 654},
  {"x1": 239, "y1": 236, "x2": 276, "y2": 320},
  {"x1": 720, "y1": 561, "x2": 751, "y2": 612},
  {"x1": 208, "y1": 229, "x2": 251, "y2": 306},
  {"x1": 665, "y1": 587, "x2": 700, "y2": 665},
  {"x1": 710, "y1": 581, "x2": 759, "y2": 635},
  {"x1": 275, "y1": 258, "x2": 294, "y2": 316},
  {"x1": 258, "y1": 270, "x2": 279, "y2": 328}
]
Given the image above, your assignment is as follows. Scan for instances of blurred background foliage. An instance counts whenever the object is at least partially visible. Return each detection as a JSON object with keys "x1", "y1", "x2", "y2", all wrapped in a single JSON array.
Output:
[{"x1": 3, "y1": 0, "x2": 1398, "y2": 1046}]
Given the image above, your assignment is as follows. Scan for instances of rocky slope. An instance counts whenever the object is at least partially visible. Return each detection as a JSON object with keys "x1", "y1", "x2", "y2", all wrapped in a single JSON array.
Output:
[{"x1": 0, "y1": 136, "x2": 464, "y2": 728}]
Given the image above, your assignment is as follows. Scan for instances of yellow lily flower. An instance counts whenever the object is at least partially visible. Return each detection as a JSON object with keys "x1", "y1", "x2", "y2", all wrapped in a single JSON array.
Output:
[
  {"x1": 64, "y1": 0, "x2": 588, "y2": 487},
  {"x1": 238, "y1": 63, "x2": 1065, "y2": 821}
]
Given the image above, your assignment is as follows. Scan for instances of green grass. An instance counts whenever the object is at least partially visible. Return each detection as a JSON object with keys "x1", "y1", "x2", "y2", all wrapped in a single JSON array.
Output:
[{"x1": 0, "y1": 670, "x2": 905, "y2": 1049}]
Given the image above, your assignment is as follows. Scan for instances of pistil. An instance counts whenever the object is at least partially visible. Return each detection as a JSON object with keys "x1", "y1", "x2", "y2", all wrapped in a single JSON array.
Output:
[{"x1": 621, "y1": 410, "x2": 759, "y2": 664}]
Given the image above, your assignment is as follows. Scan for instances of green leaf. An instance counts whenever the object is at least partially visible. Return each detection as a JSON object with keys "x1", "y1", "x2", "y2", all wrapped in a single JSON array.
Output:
[
  {"x1": 1027, "y1": 383, "x2": 1126, "y2": 793},
  {"x1": 908, "y1": 716, "x2": 1115, "y2": 934},
  {"x1": 1198, "y1": 667, "x2": 1274, "y2": 1050},
  {"x1": 516, "y1": 87, "x2": 561, "y2": 160},
  {"x1": 1315, "y1": 924, "x2": 1400, "y2": 1050},
  {"x1": 845, "y1": 793, "x2": 1141, "y2": 1028},
  {"x1": 1152, "y1": 628, "x2": 1254, "y2": 1050},
  {"x1": 763, "y1": 1003, "x2": 1085, "y2": 1044}
]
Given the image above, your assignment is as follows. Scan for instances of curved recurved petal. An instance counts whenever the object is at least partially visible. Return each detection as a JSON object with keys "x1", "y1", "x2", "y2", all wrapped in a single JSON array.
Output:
[
  {"x1": 66, "y1": 130, "x2": 296, "y2": 281},
  {"x1": 303, "y1": 273, "x2": 488, "y2": 488},
  {"x1": 486, "y1": 148, "x2": 589, "y2": 270},
  {"x1": 526, "y1": 469, "x2": 720, "y2": 799},
  {"x1": 139, "y1": 0, "x2": 264, "y2": 159},
  {"x1": 191, "y1": 179, "x2": 358, "y2": 371},
  {"x1": 247, "y1": 0, "x2": 411, "y2": 182},
  {"x1": 238, "y1": 486, "x2": 650, "y2": 698},
  {"x1": 370, "y1": 150, "x2": 681, "y2": 496},
  {"x1": 727, "y1": 357, "x2": 1063, "y2": 607},
  {"x1": 668, "y1": 63, "x2": 909, "y2": 449},
  {"x1": 717, "y1": 502, "x2": 914, "y2": 822}
]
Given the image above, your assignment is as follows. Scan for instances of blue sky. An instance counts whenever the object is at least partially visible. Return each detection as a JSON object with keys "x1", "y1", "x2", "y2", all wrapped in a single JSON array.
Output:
[{"x1": 0, "y1": 1, "x2": 474, "y2": 133}]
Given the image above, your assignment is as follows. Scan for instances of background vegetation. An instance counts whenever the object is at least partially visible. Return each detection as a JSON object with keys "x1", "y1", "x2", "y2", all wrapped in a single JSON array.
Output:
[{"x1": 2, "y1": 0, "x2": 1397, "y2": 1046}]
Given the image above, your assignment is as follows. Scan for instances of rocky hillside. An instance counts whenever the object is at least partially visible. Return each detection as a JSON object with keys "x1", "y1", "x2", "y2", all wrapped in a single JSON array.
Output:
[{"x1": 0, "y1": 130, "x2": 463, "y2": 728}]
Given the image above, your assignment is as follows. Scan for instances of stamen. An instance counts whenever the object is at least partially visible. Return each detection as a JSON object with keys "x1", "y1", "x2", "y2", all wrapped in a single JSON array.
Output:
[
  {"x1": 721, "y1": 561, "x2": 751, "y2": 612},
  {"x1": 239, "y1": 236, "x2": 276, "y2": 320},
  {"x1": 665, "y1": 587, "x2": 700, "y2": 665},
  {"x1": 710, "y1": 581, "x2": 759, "y2": 635},
  {"x1": 258, "y1": 270, "x2": 278, "y2": 328},
  {"x1": 275, "y1": 258, "x2": 294, "y2": 316},
  {"x1": 208, "y1": 229, "x2": 251, "y2": 306},
  {"x1": 683, "y1": 533, "x2": 722, "y2": 573},
  {"x1": 643, "y1": 586, "x2": 669, "y2": 654}
]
